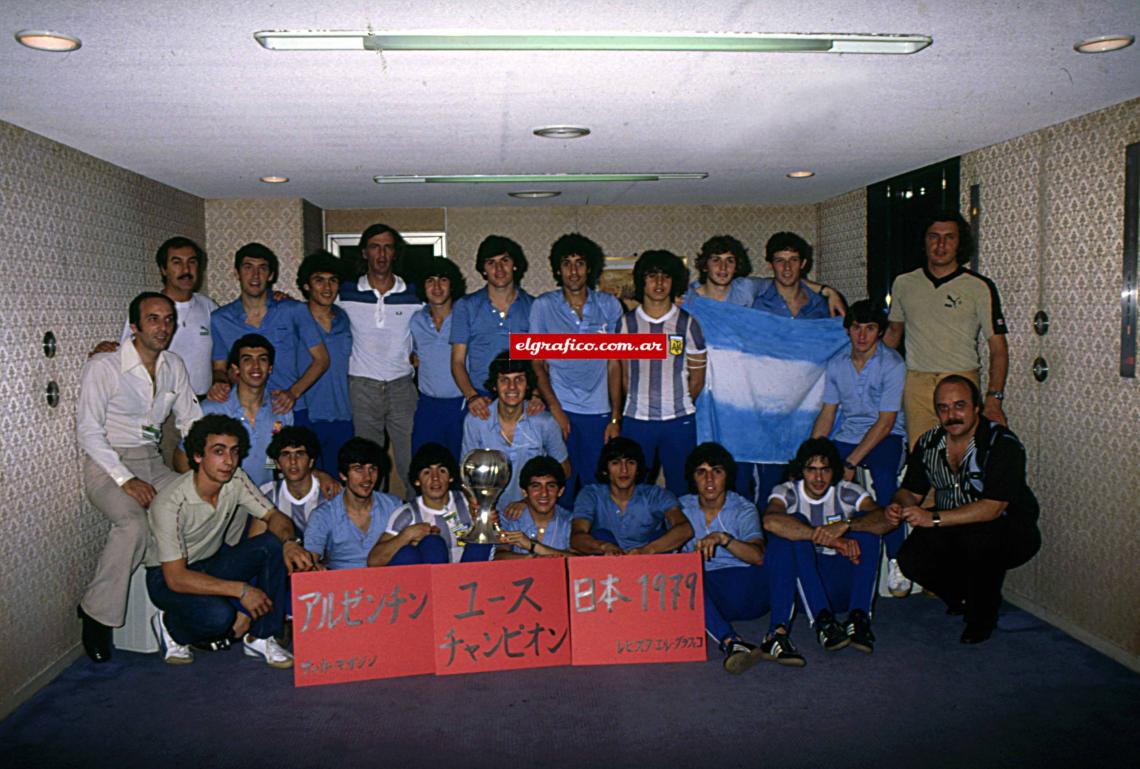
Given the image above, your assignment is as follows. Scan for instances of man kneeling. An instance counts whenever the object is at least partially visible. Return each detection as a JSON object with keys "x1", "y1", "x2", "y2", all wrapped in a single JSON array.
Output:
[
  {"x1": 677, "y1": 442, "x2": 770, "y2": 674},
  {"x1": 145, "y1": 414, "x2": 319, "y2": 666},
  {"x1": 762, "y1": 438, "x2": 892, "y2": 665}
]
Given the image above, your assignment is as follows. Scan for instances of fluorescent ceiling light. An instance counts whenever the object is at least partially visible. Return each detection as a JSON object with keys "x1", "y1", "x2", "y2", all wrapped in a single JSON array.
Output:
[
  {"x1": 509, "y1": 191, "x2": 562, "y2": 199},
  {"x1": 1073, "y1": 34, "x2": 1134, "y2": 53},
  {"x1": 15, "y1": 30, "x2": 81, "y2": 52},
  {"x1": 255, "y1": 30, "x2": 931, "y2": 55},
  {"x1": 374, "y1": 173, "x2": 707, "y2": 184}
]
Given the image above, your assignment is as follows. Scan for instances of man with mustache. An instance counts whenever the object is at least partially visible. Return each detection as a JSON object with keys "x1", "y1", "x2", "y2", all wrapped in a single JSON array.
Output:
[
  {"x1": 92, "y1": 238, "x2": 219, "y2": 465},
  {"x1": 76, "y1": 292, "x2": 203, "y2": 662},
  {"x1": 888, "y1": 376, "x2": 1041, "y2": 644}
]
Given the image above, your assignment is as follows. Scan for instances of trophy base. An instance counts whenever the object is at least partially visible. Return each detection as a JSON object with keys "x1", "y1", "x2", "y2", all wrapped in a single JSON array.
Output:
[{"x1": 460, "y1": 527, "x2": 501, "y2": 545}]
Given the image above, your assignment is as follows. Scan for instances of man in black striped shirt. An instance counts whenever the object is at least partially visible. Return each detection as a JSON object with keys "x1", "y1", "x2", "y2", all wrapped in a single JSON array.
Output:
[{"x1": 887, "y1": 376, "x2": 1040, "y2": 644}]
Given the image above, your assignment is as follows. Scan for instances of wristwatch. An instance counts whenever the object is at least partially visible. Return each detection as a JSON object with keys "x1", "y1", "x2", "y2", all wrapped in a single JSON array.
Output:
[
  {"x1": 931, "y1": 512, "x2": 942, "y2": 528},
  {"x1": 985, "y1": 390, "x2": 1004, "y2": 401}
]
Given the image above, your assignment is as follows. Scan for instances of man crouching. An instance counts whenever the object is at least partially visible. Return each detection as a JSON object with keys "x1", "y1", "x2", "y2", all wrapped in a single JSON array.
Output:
[{"x1": 144, "y1": 413, "x2": 320, "y2": 666}]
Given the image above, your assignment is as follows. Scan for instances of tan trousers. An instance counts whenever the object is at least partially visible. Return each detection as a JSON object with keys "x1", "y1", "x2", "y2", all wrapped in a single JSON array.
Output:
[
  {"x1": 80, "y1": 447, "x2": 176, "y2": 627},
  {"x1": 903, "y1": 369, "x2": 981, "y2": 449}
]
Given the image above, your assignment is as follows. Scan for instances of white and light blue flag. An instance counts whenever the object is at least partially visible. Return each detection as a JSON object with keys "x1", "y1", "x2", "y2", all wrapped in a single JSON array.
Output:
[{"x1": 686, "y1": 297, "x2": 849, "y2": 463}]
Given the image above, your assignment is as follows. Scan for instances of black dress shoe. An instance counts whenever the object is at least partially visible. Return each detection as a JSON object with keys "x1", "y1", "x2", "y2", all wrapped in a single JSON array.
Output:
[
  {"x1": 960, "y1": 623, "x2": 994, "y2": 645},
  {"x1": 77, "y1": 605, "x2": 112, "y2": 662}
]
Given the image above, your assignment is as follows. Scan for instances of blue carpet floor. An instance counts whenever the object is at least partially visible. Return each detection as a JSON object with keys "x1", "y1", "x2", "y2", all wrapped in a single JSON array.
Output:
[{"x1": 3, "y1": 595, "x2": 1138, "y2": 769}]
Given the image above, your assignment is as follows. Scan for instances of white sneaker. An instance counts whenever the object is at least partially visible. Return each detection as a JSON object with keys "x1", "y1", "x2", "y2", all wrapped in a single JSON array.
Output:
[
  {"x1": 887, "y1": 558, "x2": 913, "y2": 598},
  {"x1": 151, "y1": 611, "x2": 193, "y2": 665},
  {"x1": 243, "y1": 634, "x2": 293, "y2": 669}
]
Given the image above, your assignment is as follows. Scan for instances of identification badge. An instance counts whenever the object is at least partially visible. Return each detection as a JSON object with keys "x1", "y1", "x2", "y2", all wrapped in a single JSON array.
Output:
[{"x1": 141, "y1": 424, "x2": 161, "y2": 444}]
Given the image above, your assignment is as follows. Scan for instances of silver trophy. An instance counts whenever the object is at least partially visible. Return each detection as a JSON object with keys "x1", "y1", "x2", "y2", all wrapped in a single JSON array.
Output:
[{"x1": 459, "y1": 448, "x2": 512, "y2": 544}]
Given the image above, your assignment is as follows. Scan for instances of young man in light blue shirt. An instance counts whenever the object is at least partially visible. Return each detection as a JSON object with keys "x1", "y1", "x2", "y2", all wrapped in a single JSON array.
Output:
[
  {"x1": 677, "y1": 443, "x2": 771, "y2": 674},
  {"x1": 683, "y1": 234, "x2": 843, "y2": 311},
  {"x1": 461, "y1": 352, "x2": 569, "y2": 510},
  {"x1": 450, "y1": 235, "x2": 535, "y2": 413},
  {"x1": 571, "y1": 437, "x2": 691, "y2": 555},
  {"x1": 812, "y1": 299, "x2": 910, "y2": 596},
  {"x1": 185, "y1": 334, "x2": 292, "y2": 487},
  {"x1": 529, "y1": 233, "x2": 624, "y2": 502},
  {"x1": 209, "y1": 242, "x2": 328, "y2": 415},
  {"x1": 497, "y1": 456, "x2": 576, "y2": 558},
  {"x1": 294, "y1": 250, "x2": 354, "y2": 475},
  {"x1": 410, "y1": 257, "x2": 467, "y2": 463},
  {"x1": 303, "y1": 438, "x2": 403, "y2": 570}
]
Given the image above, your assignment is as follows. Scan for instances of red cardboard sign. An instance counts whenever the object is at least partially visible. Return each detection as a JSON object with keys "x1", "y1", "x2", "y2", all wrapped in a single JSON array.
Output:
[
  {"x1": 567, "y1": 552, "x2": 706, "y2": 666},
  {"x1": 291, "y1": 565, "x2": 434, "y2": 687},
  {"x1": 430, "y1": 557, "x2": 570, "y2": 675}
]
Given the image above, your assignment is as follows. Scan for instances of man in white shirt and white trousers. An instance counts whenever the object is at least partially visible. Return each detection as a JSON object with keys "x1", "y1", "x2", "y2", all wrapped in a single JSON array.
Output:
[{"x1": 76, "y1": 291, "x2": 202, "y2": 662}]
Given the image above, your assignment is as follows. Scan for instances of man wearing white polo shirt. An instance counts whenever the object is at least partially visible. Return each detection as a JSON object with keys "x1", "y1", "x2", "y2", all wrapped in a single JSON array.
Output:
[{"x1": 337, "y1": 223, "x2": 423, "y2": 497}]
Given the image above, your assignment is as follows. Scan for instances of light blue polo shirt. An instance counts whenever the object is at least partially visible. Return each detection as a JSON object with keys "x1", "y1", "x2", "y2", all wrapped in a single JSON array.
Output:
[
  {"x1": 683, "y1": 276, "x2": 772, "y2": 307},
  {"x1": 823, "y1": 343, "x2": 907, "y2": 444},
  {"x1": 751, "y1": 280, "x2": 830, "y2": 319},
  {"x1": 500, "y1": 505, "x2": 574, "y2": 554},
  {"x1": 200, "y1": 390, "x2": 293, "y2": 487},
  {"x1": 460, "y1": 404, "x2": 567, "y2": 509},
  {"x1": 303, "y1": 490, "x2": 404, "y2": 570},
  {"x1": 295, "y1": 307, "x2": 352, "y2": 421},
  {"x1": 678, "y1": 491, "x2": 764, "y2": 571},
  {"x1": 449, "y1": 286, "x2": 534, "y2": 395},
  {"x1": 411, "y1": 308, "x2": 463, "y2": 399},
  {"x1": 210, "y1": 295, "x2": 324, "y2": 394},
  {"x1": 528, "y1": 289, "x2": 623, "y2": 414},
  {"x1": 572, "y1": 483, "x2": 679, "y2": 551}
]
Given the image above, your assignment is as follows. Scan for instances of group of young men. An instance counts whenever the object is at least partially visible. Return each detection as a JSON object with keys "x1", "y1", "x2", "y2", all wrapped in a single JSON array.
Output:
[{"x1": 74, "y1": 210, "x2": 1040, "y2": 674}]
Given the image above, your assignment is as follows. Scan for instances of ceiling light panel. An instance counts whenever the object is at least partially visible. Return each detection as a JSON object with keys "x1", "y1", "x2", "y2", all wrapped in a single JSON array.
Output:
[
  {"x1": 15, "y1": 30, "x2": 81, "y2": 52},
  {"x1": 374, "y1": 173, "x2": 708, "y2": 184},
  {"x1": 255, "y1": 30, "x2": 931, "y2": 55}
]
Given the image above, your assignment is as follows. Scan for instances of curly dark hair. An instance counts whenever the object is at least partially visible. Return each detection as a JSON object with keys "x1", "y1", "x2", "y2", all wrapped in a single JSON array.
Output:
[
  {"x1": 185, "y1": 414, "x2": 250, "y2": 472},
  {"x1": 788, "y1": 438, "x2": 842, "y2": 487},
  {"x1": 549, "y1": 233, "x2": 605, "y2": 289},
  {"x1": 695, "y1": 235, "x2": 752, "y2": 284},
  {"x1": 415, "y1": 257, "x2": 467, "y2": 303},
  {"x1": 632, "y1": 250, "x2": 688, "y2": 302}
]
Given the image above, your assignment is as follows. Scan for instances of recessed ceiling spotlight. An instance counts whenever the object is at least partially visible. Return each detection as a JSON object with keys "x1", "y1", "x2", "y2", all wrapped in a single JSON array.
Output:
[
  {"x1": 533, "y1": 126, "x2": 591, "y2": 140},
  {"x1": 786, "y1": 170, "x2": 815, "y2": 179},
  {"x1": 509, "y1": 191, "x2": 561, "y2": 199},
  {"x1": 259, "y1": 176, "x2": 289, "y2": 184},
  {"x1": 15, "y1": 30, "x2": 81, "y2": 52},
  {"x1": 1074, "y1": 34, "x2": 1135, "y2": 53}
]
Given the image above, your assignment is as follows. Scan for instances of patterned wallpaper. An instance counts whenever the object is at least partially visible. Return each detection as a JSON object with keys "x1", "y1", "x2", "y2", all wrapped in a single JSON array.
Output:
[
  {"x1": 816, "y1": 188, "x2": 868, "y2": 302},
  {"x1": 0, "y1": 120, "x2": 204, "y2": 710},
  {"x1": 203, "y1": 198, "x2": 317, "y2": 303},
  {"x1": 961, "y1": 97, "x2": 1140, "y2": 660}
]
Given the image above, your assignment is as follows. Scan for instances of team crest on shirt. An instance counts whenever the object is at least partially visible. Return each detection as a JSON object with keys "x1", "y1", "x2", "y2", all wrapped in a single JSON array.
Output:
[
  {"x1": 273, "y1": 421, "x2": 283, "y2": 434},
  {"x1": 668, "y1": 335, "x2": 684, "y2": 356}
]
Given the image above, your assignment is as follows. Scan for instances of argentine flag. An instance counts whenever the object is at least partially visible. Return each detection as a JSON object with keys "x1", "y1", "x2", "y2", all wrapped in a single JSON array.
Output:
[{"x1": 687, "y1": 296, "x2": 849, "y2": 464}]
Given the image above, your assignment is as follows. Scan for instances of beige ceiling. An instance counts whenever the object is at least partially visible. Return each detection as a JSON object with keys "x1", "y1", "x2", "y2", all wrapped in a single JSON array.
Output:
[{"x1": 2, "y1": 1, "x2": 1138, "y2": 209}]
